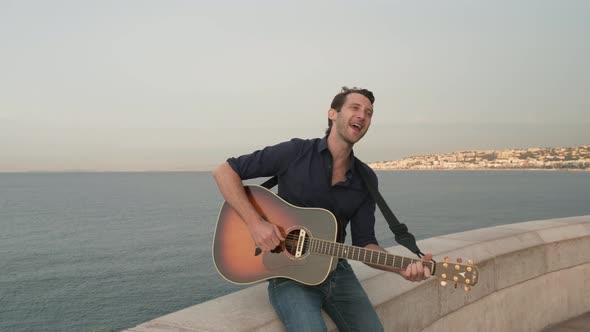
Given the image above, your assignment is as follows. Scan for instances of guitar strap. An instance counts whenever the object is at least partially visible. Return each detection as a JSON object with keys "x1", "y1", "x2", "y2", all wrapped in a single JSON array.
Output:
[
  {"x1": 260, "y1": 158, "x2": 425, "y2": 258},
  {"x1": 260, "y1": 176, "x2": 278, "y2": 190},
  {"x1": 353, "y1": 158, "x2": 425, "y2": 258}
]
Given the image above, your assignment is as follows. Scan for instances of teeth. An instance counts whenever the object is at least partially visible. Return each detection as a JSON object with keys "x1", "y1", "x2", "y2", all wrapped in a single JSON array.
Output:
[{"x1": 352, "y1": 124, "x2": 361, "y2": 129}]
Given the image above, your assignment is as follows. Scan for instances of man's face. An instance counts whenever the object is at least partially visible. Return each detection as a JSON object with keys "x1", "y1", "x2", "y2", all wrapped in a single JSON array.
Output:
[{"x1": 329, "y1": 93, "x2": 373, "y2": 145}]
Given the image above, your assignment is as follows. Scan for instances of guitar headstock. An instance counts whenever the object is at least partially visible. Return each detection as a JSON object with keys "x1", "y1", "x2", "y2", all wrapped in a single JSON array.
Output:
[{"x1": 434, "y1": 256, "x2": 479, "y2": 291}]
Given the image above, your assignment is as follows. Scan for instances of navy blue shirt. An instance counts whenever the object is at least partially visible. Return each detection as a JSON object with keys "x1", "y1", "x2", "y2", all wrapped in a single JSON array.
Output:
[{"x1": 227, "y1": 137, "x2": 379, "y2": 247}]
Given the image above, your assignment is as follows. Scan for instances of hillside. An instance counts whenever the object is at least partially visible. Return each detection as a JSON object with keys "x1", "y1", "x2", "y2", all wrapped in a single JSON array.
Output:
[{"x1": 369, "y1": 145, "x2": 590, "y2": 170}]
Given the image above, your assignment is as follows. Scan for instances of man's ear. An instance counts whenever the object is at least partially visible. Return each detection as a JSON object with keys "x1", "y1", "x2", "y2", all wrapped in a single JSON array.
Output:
[{"x1": 328, "y1": 108, "x2": 337, "y2": 121}]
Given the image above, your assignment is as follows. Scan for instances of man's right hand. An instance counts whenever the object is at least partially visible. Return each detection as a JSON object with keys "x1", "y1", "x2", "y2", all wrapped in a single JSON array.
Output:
[{"x1": 248, "y1": 219, "x2": 285, "y2": 252}]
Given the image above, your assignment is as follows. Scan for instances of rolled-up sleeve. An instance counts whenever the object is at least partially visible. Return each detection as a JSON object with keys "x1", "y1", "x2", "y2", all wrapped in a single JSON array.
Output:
[{"x1": 226, "y1": 139, "x2": 302, "y2": 180}]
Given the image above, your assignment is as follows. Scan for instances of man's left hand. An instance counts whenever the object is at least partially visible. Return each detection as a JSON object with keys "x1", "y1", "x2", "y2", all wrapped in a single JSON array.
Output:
[{"x1": 399, "y1": 253, "x2": 432, "y2": 282}]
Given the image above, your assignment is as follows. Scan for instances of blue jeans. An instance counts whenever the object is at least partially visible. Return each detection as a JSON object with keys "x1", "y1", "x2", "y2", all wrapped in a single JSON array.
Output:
[{"x1": 268, "y1": 260, "x2": 384, "y2": 332}]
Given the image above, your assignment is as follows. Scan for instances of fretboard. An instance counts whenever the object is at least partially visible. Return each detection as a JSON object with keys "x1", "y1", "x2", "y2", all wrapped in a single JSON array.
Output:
[{"x1": 309, "y1": 238, "x2": 434, "y2": 271}]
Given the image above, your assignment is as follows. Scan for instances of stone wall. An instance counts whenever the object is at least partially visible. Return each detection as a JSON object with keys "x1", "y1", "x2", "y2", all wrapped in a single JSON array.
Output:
[{"x1": 125, "y1": 216, "x2": 590, "y2": 332}]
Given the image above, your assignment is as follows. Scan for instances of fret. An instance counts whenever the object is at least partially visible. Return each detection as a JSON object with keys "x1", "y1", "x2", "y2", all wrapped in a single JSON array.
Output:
[
  {"x1": 308, "y1": 239, "x2": 434, "y2": 275},
  {"x1": 394, "y1": 256, "x2": 401, "y2": 269}
]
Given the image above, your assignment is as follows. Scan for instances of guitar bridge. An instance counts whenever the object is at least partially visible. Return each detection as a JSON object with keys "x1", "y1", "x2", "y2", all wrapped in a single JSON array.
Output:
[{"x1": 295, "y1": 229, "x2": 306, "y2": 258}]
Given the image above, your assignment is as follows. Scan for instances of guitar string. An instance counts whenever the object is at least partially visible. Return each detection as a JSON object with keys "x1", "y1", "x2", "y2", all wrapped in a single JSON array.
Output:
[
  {"x1": 281, "y1": 235, "x2": 425, "y2": 269},
  {"x1": 279, "y1": 233, "x2": 436, "y2": 271}
]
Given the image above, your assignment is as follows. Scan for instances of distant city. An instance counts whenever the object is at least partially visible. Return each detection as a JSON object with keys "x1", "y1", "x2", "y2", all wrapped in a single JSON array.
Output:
[{"x1": 369, "y1": 145, "x2": 590, "y2": 170}]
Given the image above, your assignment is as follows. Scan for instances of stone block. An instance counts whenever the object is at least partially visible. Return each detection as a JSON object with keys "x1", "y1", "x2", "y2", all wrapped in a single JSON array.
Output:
[
  {"x1": 544, "y1": 237, "x2": 590, "y2": 273},
  {"x1": 439, "y1": 226, "x2": 525, "y2": 243},
  {"x1": 377, "y1": 280, "x2": 440, "y2": 332}
]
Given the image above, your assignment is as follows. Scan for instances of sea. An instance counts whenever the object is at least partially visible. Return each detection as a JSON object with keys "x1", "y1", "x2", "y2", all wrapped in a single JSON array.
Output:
[{"x1": 1, "y1": 170, "x2": 590, "y2": 331}]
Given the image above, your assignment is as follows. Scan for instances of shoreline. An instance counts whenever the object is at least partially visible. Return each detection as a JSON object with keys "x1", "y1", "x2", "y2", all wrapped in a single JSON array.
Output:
[
  {"x1": 1, "y1": 168, "x2": 590, "y2": 174},
  {"x1": 370, "y1": 168, "x2": 590, "y2": 172}
]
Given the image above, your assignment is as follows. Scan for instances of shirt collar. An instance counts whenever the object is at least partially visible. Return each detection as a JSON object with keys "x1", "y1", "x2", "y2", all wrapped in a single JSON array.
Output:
[
  {"x1": 318, "y1": 136, "x2": 329, "y2": 152},
  {"x1": 319, "y1": 136, "x2": 357, "y2": 174}
]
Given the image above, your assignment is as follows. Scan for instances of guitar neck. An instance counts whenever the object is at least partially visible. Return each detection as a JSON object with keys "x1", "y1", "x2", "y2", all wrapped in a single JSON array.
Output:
[{"x1": 309, "y1": 238, "x2": 434, "y2": 272}]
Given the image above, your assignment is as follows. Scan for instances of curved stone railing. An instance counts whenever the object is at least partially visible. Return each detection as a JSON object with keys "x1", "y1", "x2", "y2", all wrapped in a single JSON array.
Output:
[{"x1": 125, "y1": 215, "x2": 590, "y2": 332}]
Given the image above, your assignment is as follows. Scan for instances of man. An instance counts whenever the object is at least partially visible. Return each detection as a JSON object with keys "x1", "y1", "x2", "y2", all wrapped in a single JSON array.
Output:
[{"x1": 213, "y1": 87, "x2": 431, "y2": 331}]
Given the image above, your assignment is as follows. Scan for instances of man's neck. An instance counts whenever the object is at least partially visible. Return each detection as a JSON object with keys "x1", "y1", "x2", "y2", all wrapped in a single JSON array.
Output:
[{"x1": 327, "y1": 132, "x2": 353, "y2": 165}]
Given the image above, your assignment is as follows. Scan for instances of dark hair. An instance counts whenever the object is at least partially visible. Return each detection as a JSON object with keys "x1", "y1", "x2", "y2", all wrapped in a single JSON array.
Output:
[{"x1": 326, "y1": 86, "x2": 375, "y2": 135}]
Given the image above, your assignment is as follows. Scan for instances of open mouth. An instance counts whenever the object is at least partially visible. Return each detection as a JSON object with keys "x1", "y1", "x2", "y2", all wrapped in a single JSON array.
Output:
[{"x1": 350, "y1": 123, "x2": 362, "y2": 132}]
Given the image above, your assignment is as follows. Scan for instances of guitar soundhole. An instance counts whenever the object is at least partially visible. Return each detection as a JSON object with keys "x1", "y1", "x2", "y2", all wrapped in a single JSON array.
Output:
[{"x1": 284, "y1": 228, "x2": 310, "y2": 257}]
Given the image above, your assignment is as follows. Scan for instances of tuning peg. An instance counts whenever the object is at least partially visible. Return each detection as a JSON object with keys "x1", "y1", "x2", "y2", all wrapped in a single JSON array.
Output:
[
  {"x1": 456, "y1": 257, "x2": 463, "y2": 263},
  {"x1": 468, "y1": 259, "x2": 474, "y2": 265},
  {"x1": 440, "y1": 281, "x2": 448, "y2": 287},
  {"x1": 444, "y1": 256, "x2": 450, "y2": 262},
  {"x1": 464, "y1": 286, "x2": 472, "y2": 292}
]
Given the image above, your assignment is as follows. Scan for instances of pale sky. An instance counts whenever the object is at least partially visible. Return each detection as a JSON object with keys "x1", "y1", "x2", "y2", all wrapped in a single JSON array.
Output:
[{"x1": 1, "y1": 1, "x2": 589, "y2": 171}]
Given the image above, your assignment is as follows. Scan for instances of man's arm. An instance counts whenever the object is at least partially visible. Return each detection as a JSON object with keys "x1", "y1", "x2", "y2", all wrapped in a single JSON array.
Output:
[
  {"x1": 364, "y1": 243, "x2": 432, "y2": 282},
  {"x1": 212, "y1": 162, "x2": 284, "y2": 252}
]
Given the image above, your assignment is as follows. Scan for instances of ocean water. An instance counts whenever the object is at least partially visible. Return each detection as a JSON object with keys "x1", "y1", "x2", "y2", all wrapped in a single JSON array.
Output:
[{"x1": 1, "y1": 171, "x2": 590, "y2": 331}]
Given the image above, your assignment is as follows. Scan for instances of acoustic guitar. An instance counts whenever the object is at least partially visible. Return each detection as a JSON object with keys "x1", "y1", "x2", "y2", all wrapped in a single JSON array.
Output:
[{"x1": 213, "y1": 185, "x2": 478, "y2": 291}]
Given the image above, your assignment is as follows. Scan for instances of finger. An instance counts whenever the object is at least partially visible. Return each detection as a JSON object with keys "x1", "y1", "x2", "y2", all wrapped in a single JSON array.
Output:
[
  {"x1": 268, "y1": 237, "x2": 279, "y2": 248},
  {"x1": 423, "y1": 253, "x2": 433, "y2": 262},
  {"x1": 272, "y1": 234, "x2": 282, "y2": 246},
  {"x1": 416, "y1": 261, "x2": 424, "y2": 277},
  {"x1": 269, "y1": 237, "x2": 278, "y2": 247},
  {"x1": 261, "y1": 238, "x2": 275, "y2": 251},
  {"x1": 273, "y1": 226, "x2": 285, "y2": 241},
  {"x1": 404, "y1": 264, "x2": 412, "y2": 279},
  {"x1": 256, "y1": 243, "x2": 268, "y2": 251},
  {"x1": 425, "y1": 266, "x2": 431, "y2": 278},
  {"x1": 411, "y1": 263, "x2": 417, "y2": 280}
]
